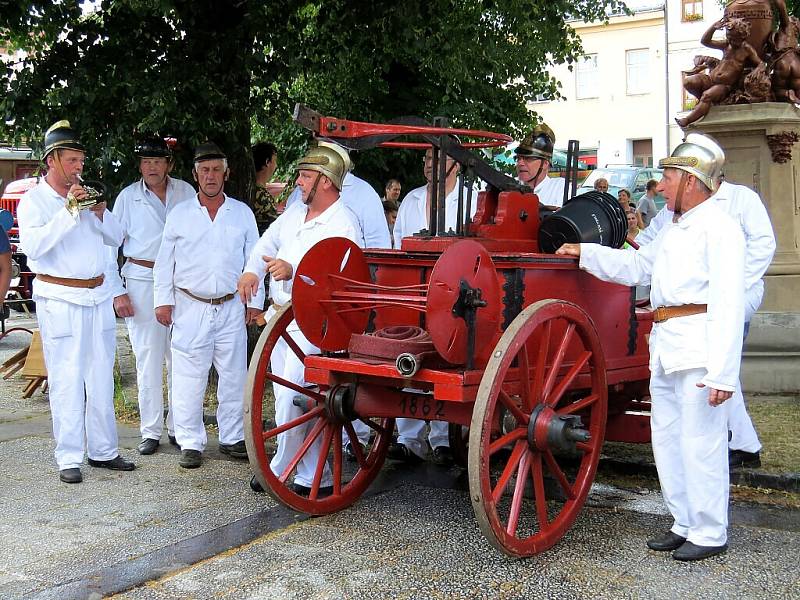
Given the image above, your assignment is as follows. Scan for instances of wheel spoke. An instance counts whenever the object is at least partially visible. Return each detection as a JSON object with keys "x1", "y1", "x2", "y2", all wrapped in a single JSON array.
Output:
[
  {"x1": 498, "y1": 389, "x2": 530, "y2": 426},
  {"x1": 359, "y1": 417, "x2": 389, "y2": 437},
  {"x1": 518, "y1": 344, "x2": 532, "y2": 412},
  {"x1": 545, "y1": 350, "x2": 591, "y2": 407},
  {"x1": 530, "y1": 452, "x2": 549, "y2": 528},
  {"x1": 280, "y1": 329, "x2": 308, "y2": 364},
  {"x1": 279, "y1": 417, "x2": 326, "y2": 483},
  {"x1": 265, "y1": 372, "x2": 325, "y2": 402},
  {"x1": 488, "y1": 428, "x2": 526, "y2": 456},
  {"x1": 543, "y1": 449, "x2": 576, "y2": 500},
  {"x1": 262, "y1": 405, "x2": 324, "y2": 441},
  {"x1": 506, "y1": 450, "x2": 531, "y2": 537},
  {"x1": 344, "y1": 421, "x2": 369, "y2": 469},
  {"x1": 558, "y1": 393, "x2": 599, "y2": 416},
  {"x1": 542, "y1": 322, "x2": 575, "y2": 401},
  {"x1": 309, "y1": 424, "x2": 334, "y2": 500},
  {"x1": 332, "y1": 427, "x2": 343, "y2": 495},
  {"x1": 532, "y1": 320, "x2": 551, "y2": 403},
  {"x1": 491, "y1": 440, "x2": 526, "y2": 504}
]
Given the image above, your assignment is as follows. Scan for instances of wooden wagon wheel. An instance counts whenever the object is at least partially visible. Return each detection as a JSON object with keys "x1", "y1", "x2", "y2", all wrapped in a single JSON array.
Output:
[
  {"x1": 244, "y1": 302, "x2": 394, "y2": 515},
  {"x1": 468, "y1": 299, "x2": 608, "y2": 557}
]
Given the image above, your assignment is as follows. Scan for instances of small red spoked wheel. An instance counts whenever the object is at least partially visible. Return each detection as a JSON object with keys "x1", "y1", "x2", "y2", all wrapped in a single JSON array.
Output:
[
  {"x1": 468, "y1": 300, "x2": 608, "y2": 556},
  {"x1": 244, "y1": 302, "x2": 394, "y2": 514}
]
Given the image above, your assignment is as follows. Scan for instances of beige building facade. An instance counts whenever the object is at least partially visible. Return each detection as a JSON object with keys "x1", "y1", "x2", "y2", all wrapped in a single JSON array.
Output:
[{"x1": 531, "y1": 0, "x2": 724, "y2": 167}]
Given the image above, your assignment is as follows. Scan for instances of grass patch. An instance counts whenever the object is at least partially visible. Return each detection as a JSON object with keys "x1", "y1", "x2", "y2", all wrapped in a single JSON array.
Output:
[
  {"x1": 113, "y1": 362, "x2": 140, "y2": 423},
  {"x1": 747, "y1": 395, "x2": 799, "y2": 473}
]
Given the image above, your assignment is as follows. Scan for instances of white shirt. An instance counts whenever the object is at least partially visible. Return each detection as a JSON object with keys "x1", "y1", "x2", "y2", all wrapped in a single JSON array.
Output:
[
  {"x1": 580, "y1": 198, "x2": 745, "y2": 391},
  {"x1": 531, "y1": 176, "x2": 566, "y2": 208},
  {"x1": 244, "y1": 198, "x2": 361, "y2": 309},
  {"x1": 286, "y1": 172, "x2": 390, "y2": 249},
  {"x1": 17, "y1": 179, "x2": 123, "y2": 306},
  {"x1": 393, "y1": 183, "x2": 478, "y2": 248},
  {"x1": 636, "y1": 181, "x2": 775, "y2": 320},
  {"x1": 109, "y1": 176, "x2": 196, "y2": 294},
  {"x1": 153, "y1": 195, "x2": 264, "y2": 309}
]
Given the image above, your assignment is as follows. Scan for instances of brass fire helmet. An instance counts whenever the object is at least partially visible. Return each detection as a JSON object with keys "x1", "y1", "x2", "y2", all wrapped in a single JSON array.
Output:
[
  {"x1": 296, "y1": 142, "x2": 351, "y2": 191},
  {"x1": 658, "y1": 133, "x2": 725, "y2": 193},
  {"x1": 43, "y1": 120, "x2": 85, "y2": 159},
  {"x1": 515, "y1": 122, "x2": 556, "y2": 161}
]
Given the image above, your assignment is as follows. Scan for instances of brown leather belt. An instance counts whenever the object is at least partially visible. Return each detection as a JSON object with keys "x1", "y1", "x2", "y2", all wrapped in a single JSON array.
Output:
[
  {"x1": 652, "y1": 304, "x2": 707, "y2": 323},
  {"x1": 127, "y1": 257, "x2": 155, "y2": 269},
  {"x1": 37, "y1": 274, "x2": 105, "y2": 289},
  {"x1": 179, "y1": 287, "x2": 236, "y2": 306}
]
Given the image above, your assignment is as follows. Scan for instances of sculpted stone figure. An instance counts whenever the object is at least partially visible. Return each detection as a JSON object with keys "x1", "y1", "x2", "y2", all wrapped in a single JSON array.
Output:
[
  {"x1": 678, "y1": 18, "x2": 764, "y2": 128},
  {"x1": 770, "y1": 15, "x2": 800, "y2": 103}
]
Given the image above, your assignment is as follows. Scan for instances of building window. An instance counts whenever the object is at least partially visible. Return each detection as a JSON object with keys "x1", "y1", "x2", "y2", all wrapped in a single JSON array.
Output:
[
  {"x1": 626, "y1": 49, "x2": 649, "y2": 95},
  {"x1": 682, "y1": 0, "x2": 703, "y2": 22},
  {"x1": 531, "y1": 92, "x2": 550, "y2": 104},
  {"x1": 576, "y1": 54, "x2": 599, "y2": 99}
]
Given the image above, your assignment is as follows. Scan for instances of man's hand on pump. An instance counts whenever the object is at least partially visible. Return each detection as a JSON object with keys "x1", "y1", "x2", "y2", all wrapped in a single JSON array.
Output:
[{"x1": 555, "y1": 243, "x2": 581, "y2": 258}]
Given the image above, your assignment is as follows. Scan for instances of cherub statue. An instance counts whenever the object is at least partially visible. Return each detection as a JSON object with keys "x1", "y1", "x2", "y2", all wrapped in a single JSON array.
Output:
[
  {"x1": 770, "y1": 15, "x2": 800, "y2": 104},
  {"x1": 677, "y1": 18, "x2": 764, "y2": 127}
]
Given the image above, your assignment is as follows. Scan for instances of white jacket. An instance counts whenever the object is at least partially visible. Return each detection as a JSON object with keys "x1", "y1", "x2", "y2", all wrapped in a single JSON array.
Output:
[{"x1": 580, "y1": 198, "x2": 745, "y2": 391}]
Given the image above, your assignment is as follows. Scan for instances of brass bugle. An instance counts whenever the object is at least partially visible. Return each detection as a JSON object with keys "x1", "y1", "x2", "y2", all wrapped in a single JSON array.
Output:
[{"x1": 67, "y1": 175, "x2": 106, "y2": 216}]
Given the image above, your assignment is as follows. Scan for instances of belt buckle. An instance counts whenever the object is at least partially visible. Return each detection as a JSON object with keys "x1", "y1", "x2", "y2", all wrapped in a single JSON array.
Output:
[{"x1": 654, "y1": 307, "x2": 667, "y2": 323}]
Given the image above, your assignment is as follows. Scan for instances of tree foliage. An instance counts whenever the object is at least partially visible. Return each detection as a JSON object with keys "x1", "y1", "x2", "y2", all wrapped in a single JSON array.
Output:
[{"x1": 1, "y1": 0, "x2": 624, "y2": 201}]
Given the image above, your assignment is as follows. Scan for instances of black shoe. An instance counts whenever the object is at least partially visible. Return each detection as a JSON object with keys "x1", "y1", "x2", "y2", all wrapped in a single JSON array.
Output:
[
  {"x1": 646, "y1": 531, "x2": 687, "y2": 552},
  {"x1": 250, "y1": 475, "x2": 265, "y2": 493},
  {"x1": 87, "y1": 455, "x2": 136, "y2": 471},
  {"x1": 179, "y1": 449, "x2": 202, "y2": 469},
  {"x1": 290, "y1": 482, "x2": 333, "y2": 497},
  {"x1": 59, "y1": 468, "x2": 83, "y2": 484},
  {"x1": 219, "y1": 440, "x2": 248, "y2": 459},
  {"x1": 387, "y1": 442, "x2": 424, "y2": 464},
  {"x1": 168, "y1": 434, "x2": 180, "y2": 448},
  {"x1": 137, "y1": 438, "x2": 159, "y2": 455},
  {"x1": 672, "y1": 541, "x2": 728, "y2": 561},
  {"x1": 729, "y1": 449, "x2": 761, "y2": 469},
  {"x1": 431, "y1": 446, "x2": 453, "y2": 467},
  {"x1": 344, "y1": 441, "x2": 366, "y2": 462}
]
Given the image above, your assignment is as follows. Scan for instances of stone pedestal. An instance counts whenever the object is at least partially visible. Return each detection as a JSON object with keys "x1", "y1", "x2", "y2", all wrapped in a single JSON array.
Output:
[
  {"x1": 686, "y1": 103, "x2": 800, "y2": 313},
  {"x1": 686, "y1": 103, "x2": 800, "y2": 393}
]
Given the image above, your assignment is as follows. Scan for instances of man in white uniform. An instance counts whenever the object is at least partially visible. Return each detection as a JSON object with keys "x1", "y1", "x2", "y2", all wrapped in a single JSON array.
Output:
[
  {"x1": 238, "y1": 144, "x2": 360, "y2": 496},
  {"x1": 109, "y1": 138, "x2": 196, "y2": 455},
  {"x1": 390, "y1": 147, "x2": 477, "y2": 466},
  {"x1": 557, "y1": 134, "x2": 744, "y2": 561},
  {"x1": 514, "y1": 123, "x2": 566, "y2": 209},
  {"x1": 18, "y1": 120, "x2": 135, "y2": 483},
  {"x1": 284, "y1": 142, "x2": 390, "y2": 250},
  {"x1": 154, "y1": 142, "x2": 264, "y2": 469},
  {"x1": 636, "y1": 174, "x2": 776, "y2": 469}
]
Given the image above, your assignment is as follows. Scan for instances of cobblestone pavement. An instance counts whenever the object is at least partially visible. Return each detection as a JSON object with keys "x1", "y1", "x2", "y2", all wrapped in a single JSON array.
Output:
[{"x1": 0, "y1": 313, "x2": 797, "y2": 600}]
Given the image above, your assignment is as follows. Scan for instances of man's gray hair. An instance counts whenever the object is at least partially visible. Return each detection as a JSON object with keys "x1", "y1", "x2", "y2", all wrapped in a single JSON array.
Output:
[{"x1": 194, "y1": 158, "x2": 228, "y2": 171}]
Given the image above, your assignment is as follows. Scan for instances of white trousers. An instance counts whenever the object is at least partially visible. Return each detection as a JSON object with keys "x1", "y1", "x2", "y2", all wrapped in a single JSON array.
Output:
[
  {"x1": 269, "y1": 328, "x2": 332, "y2": 488},
  {"x1": 37, "y1": 296, "x2": 119, "y2": 470},
  {"x1": 728, "y1": 385, "x2": 761, "y2": 452},
  {"x1": 396, "y1": 416, "x2": 449, "y2": 459},
  {"x1": 170, "y1": 293, "x2": 246, "y2": 452},
  {"x1": 124, "y1": 278, "x2": 173, "y2": 440},
  {"x1": 650, "y1": 367, "x2": 730, "y2": 547},
  {"x1": 727, "y1": 321, "x2": 761, "y2": 452}
]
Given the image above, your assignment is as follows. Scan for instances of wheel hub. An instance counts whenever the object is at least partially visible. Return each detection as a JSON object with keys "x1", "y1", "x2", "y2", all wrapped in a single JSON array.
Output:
[
  {"x1": 326, "y1": 384, "x2": 358, "y2": 424},
  {"x1": 528, "y1": 404, "x2": 591, "y2": 452}
]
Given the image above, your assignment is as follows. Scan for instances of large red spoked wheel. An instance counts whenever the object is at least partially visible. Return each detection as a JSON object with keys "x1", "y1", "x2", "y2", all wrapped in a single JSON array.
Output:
[
  {"x1": 468, "y1": 300, "x2": 608, "y2": 556},
  {"x1": 244, "y1": 302, "x2": 394, "y2": 514}
]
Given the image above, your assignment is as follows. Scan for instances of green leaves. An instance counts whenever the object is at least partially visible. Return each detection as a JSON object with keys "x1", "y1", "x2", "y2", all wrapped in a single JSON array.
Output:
[{"x1": 1, "y1": 0, "x2": 624, "y2": 201}]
